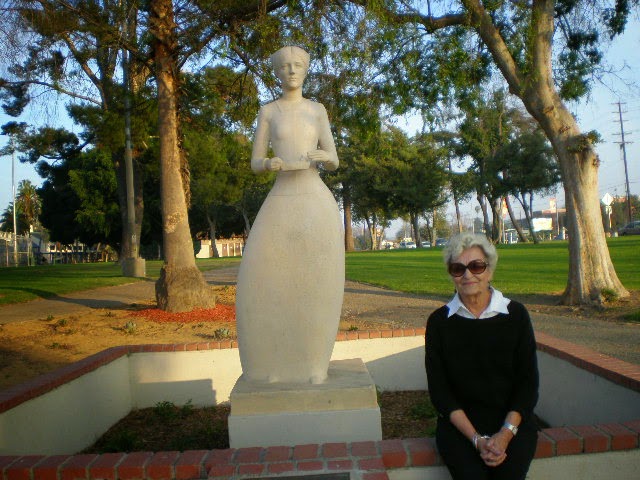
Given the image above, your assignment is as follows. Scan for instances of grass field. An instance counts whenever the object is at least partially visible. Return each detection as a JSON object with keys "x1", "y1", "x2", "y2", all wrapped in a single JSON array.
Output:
[
  {"x1": 345, "y1": 236, "x2": 640, "y2": 297},
  {"x1": 0, "y1": 257, "x2": 241, "y2": 306},
  {"x1": 0, "y1": 237, "x2": 637, "y2": 306}
]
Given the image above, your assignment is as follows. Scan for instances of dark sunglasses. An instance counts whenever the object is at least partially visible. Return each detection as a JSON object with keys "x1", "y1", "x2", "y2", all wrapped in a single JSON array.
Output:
[{"x1": 448, "y1": 260, "x2": 488, "y2": 277}]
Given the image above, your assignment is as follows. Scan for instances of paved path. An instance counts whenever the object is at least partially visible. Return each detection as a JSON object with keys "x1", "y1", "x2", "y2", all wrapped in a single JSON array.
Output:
[{"x1": 1, "y1": 266, "x2": 638, "y2": 365}]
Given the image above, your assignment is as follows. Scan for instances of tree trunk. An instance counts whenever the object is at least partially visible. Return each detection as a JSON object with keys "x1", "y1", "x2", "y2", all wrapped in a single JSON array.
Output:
[
  {"x1": 115, "y1": 155, "x2": 143, "y2": 258},
  {"x1": 449, "y1": 158, "x2": 463, "y2": 233},
  {"x1": 364, "y1": 217, "x2": 373, "y2": 250},
  {"x1": 206, "y1": 212, "x2": 220, "y2": 258},
  {"x1": 527, "y1": 96, "x2": 628, "y2": 303},
  {"x1": 371, "y1": 214, "x2": 379, "y2": 250},
  {"x1": 242, "y1": 209, "x2": 251, "y2": 237},
  {"x1": 478, "y1": 194, "x2": 490, "y2": 238},
  {"x1": 487, "y1": 196, "x2": 501, "y2": 243},
  {"x1": 453, "y1": 194, "x2": 462, "y2": 234},
  {"x1": 516, "y1": 192, "x2": 539, "y2": 244},
  {"x1": 432, "y1": 208, "x2": 437, "y2": 242},
  {"x1": 343, "y1": 186, "x2": 355, "y2": 252},
  {"x1": 150, "y1": 0, "x2": 215, "y2": 312},
  {"x1": 505, "y1": 196, "x2": 527, "y2": 242},
  {"x1": 424, "y1": 215, "x2": 433, "y2": 243},
  {"x1": 411, "y1": 211, "x2": 421, "y2": 246},
  {"x1": 464, "y1": 0, "x2": 628, "y2": 303}
]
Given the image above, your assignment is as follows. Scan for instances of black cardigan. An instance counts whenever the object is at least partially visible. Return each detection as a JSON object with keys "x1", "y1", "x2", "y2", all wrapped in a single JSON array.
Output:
[{"x1": 425, "y1": 300, "x2": 539, "y2": 433}]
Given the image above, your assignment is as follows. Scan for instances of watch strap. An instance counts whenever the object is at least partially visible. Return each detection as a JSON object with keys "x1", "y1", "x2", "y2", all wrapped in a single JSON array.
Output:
[{"x1": 503, "y1": 422, "x2": 518, "y2": 436}]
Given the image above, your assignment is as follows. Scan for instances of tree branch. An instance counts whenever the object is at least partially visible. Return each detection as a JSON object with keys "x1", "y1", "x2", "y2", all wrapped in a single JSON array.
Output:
[
  {"x1": 460, "y1": 0, "x2": 524, "y2": 94},
  {"x1": 59, "y1": 31, "x2": 106, "y2": 103},
  {"x1": 348, "y1": 0, "x2": 467, "y2": 32},
  {"x1": 4, "y1": 79, "x2": 101, "y2": 105},
  {"x1": 530, "y1": 0, "x2": 555, "y2": 90}
]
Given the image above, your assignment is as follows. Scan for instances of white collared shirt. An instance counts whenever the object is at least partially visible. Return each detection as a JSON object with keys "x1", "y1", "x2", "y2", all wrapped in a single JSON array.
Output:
[{"x1": 446, "y1": 287, "x2": 511, "y2": 319}]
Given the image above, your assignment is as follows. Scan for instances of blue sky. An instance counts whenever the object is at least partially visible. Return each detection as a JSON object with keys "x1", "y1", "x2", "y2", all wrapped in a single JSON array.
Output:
[{"x1": 1, "y1": 20, "x2": 639, "y2": 220}]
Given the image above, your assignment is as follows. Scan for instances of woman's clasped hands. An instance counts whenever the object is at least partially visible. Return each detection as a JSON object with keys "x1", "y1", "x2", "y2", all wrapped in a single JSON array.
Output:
[{"x1": 477, "y1": 430, "x2": 512, "y2": 467}]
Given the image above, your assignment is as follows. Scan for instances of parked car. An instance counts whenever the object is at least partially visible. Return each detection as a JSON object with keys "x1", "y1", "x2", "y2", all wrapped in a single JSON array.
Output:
[
  {"x1": 421, "y1": 241, "x2": 431, "y2": 248},
  {"x1": 618, "y1": 220, "x2": 640, "y2": 236},
  {"x1": 399, "y1": 241, "x2": 417, "y2": 249},
  {"x1": 435, "y1": 238, "x2": 448, "y2": 247}
]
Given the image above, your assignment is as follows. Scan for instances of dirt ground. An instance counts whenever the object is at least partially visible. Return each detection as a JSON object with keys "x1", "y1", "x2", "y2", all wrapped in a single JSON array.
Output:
[
  {"x1": 0, "y1": 279, "x2": 436, "y2": 391},
  {"x1": 0, "y1": 267, "x2": 639, "y2": 391},
  {"x1": 82, "y1": 390, "x2": 436, "y2": 453}
]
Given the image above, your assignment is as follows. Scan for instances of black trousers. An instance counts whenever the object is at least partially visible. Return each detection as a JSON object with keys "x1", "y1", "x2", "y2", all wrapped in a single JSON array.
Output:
[{"x1": 436, "y1": 417, "x2": 538, "y2": 480}]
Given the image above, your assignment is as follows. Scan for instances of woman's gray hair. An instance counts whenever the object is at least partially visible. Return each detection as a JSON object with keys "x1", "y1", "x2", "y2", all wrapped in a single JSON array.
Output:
[{"x1": 443, "y1": 232, "x2": 498, "y2": 271}]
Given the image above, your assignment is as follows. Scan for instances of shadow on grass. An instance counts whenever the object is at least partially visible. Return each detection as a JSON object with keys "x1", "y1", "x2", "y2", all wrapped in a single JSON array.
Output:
[{"x1": 0, "y1": 279, "x2": 155, "y2": 310}]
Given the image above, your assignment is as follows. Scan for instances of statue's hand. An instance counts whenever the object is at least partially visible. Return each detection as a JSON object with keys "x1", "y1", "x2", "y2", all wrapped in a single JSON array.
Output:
[
  {"x1": 266, "y1": 157, "x2": 283, "y2": 171},
  {"x1": 307, "y1": 149, "x2": 336, "y2": 168}
]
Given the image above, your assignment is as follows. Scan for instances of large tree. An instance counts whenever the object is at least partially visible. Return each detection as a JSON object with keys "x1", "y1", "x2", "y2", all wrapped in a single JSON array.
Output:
[
  {"x1": 147, "y1": 0, "x2": 214, "y2": 311},
  {"x1": 146, "y1": 0, "x2": 290, "y2": 311},
  {"x1": 0, "y1": 0, "x2": 154, "y2": 260},
  {"x1": 350, "y1": 0, "x2": 633, "y2": 304}
]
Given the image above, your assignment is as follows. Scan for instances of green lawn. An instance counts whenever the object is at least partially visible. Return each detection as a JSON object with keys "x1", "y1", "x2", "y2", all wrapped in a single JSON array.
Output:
[
  {"x1": 0, "y1": 257, "x2": 241, "y2": 306},
  {"x1": 0, "y1": 237, "x2": 637, "y2": 307},
  {"x1": 346, "y1": 236, "x2": 640, "y2": 298}
]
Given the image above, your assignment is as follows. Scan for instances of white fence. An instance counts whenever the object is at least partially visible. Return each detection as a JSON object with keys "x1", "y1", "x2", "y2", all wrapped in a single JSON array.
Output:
[{"x1": 0, "y1": 234, "x2": 33, "y2": 267}]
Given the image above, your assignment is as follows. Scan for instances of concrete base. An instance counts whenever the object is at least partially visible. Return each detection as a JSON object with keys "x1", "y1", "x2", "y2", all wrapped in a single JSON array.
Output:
[
  {"x1": 228, "y1": 358, "x2": 382, "y2": 448},
  {"x1": 121, "y1": 257, "x2": 146, "y2": 278}
]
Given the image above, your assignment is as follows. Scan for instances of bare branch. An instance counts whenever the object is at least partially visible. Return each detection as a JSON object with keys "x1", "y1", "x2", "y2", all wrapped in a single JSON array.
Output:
[
  {"x1": 4, "y1": 79, "x2": 101, "y2": 105},
  {"x1": 347, "y1": 0, "x2": 467, "y2": 32}
]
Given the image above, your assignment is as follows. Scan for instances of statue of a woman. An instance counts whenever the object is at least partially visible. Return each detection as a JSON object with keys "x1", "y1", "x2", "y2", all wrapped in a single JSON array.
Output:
[{"x1": 235, "y1": 46, "x2": 345, "y2": 384}]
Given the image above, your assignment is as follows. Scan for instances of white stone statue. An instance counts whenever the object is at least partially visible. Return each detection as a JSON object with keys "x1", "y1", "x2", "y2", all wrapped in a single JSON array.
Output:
[{"x1": 235, "y1": 46, "x2": 345, "y2": 384}]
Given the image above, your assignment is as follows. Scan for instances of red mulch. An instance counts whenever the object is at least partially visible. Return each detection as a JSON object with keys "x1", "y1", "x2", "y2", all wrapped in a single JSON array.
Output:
[{"x1": 129, "y1": 304, "x2": 236, "y2": 323}]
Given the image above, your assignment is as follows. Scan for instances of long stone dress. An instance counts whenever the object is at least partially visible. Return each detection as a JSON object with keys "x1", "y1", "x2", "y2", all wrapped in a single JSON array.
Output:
[{"x1": 235, "y1": 98, "x2": 345, "y2": 384}]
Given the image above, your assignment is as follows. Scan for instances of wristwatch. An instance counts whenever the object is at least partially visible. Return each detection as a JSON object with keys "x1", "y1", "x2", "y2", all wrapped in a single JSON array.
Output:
[{"x1": 503, "y1": 422, "x2": 518, "y2": 436}]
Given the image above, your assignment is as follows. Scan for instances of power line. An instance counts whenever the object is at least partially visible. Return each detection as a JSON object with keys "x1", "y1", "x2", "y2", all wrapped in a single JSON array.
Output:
[{"x1": 613, "y1": 101, "x2": 634, "y2": 222}]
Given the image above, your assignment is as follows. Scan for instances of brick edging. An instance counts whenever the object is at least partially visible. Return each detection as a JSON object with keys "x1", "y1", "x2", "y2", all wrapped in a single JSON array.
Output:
[
  {"x1": 2, "y1": 427, "x2": 639, "y2": 480},
  {"x1": 535, "y1": 331, "x2": 640, "y2": 392}
]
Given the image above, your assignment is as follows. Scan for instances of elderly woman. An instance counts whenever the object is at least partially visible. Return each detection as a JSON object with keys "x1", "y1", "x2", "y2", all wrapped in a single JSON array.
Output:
[{"x1": 425, "y1": 232, "x2": 539, "y2": 479}]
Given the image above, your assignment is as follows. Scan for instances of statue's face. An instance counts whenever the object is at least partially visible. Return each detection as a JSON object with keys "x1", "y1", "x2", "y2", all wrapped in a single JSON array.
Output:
[{"x1": 274, "y1": 52, "x2": 307, "y2": 90}]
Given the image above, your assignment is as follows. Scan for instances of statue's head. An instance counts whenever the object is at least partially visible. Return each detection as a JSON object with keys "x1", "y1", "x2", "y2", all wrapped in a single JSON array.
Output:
[
  {"x1": 270, "y1": 46, "x2": 310, "y2": 90},
  {"x1": 270, "y1": 46, "x2": 310, "y2": 71}
]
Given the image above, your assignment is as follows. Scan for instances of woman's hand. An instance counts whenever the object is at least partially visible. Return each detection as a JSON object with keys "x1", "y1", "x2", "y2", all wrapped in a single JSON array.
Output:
[
  {"x1": 307, "y1": 149, "x2": 337, "y2": 169},
  {"x1": 265, "y1": 157, "x2": 283, "y2": 171},
  {"x1": 478, "y1": 430, "x2": 512, "y2": 467}
]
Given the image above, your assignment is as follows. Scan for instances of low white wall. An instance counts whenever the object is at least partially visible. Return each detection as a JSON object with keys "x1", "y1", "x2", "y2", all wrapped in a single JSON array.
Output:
[
  {"x1": 0, "y1": 357, "x2": 132, "y2": 455},
  {"x1": 333, "y1": 338, "x2": 427, "y2": 391},
  {"x1": 389, "y1": 450, "x2": 640, "y2": 480},
  {"x1": 1, "y1": 336, "x2": 638, "y2": 456},
  {"x1": 128, "y1": 337, "x2": 426, "y2": 409},
  {"x1": 536, "y1": 350, "x2": 640, "y2": 425},
  {"x1": 129, "y1": 349, "x2": 242, "y2": 408}
]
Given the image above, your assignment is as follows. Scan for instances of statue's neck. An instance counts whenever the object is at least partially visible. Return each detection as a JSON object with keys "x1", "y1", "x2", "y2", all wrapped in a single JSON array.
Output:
[{"x1": 280, "y1": 90, "x2": 303, "y2": 102}]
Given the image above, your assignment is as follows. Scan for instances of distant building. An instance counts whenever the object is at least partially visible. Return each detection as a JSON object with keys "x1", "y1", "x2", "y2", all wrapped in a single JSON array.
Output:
[{"x1": 196, "y1": 237, "x2": 244, "y2": 258}]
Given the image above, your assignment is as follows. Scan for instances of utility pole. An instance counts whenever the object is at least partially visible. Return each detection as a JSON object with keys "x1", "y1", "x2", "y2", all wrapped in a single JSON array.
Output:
[
  {"x1": 11, "y1": 136, "x2": 18, "y2": 267},
  {"x1": 613, "y1": 101, "x2": 633, "y2": 224},
  {"x1": 120, "y1": 2, "x2": 145, "y2": 277}
]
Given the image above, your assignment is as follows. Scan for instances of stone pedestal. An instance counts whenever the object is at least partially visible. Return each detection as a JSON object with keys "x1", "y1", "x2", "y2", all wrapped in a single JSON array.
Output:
[
  {"x1": 121, "y1": 257, "x2": 146, "y2": 278},
  {"x1": 228, "y1": 358, "x2": 382, "y2": 448}
]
